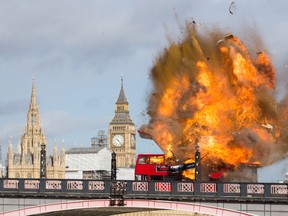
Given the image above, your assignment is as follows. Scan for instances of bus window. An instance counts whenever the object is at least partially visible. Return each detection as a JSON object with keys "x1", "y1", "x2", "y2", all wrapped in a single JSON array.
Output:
[
  {"x1": 150, "y1": 155, "x2": 165, "y2": 164},
  {"x1": 138, "y1": 156, "x2": 149, "y2": 164}
]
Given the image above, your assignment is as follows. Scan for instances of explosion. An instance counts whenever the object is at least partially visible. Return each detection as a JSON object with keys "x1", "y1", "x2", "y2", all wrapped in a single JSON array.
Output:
[{"x1": 142, "y1": 21, "x2": 288, "y2": 181}]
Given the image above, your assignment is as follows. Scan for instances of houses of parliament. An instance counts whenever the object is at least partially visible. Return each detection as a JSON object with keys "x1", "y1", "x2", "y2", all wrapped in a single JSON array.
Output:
[{"x1": 6, "y1": 77, "x2": 136, "y2": 179}]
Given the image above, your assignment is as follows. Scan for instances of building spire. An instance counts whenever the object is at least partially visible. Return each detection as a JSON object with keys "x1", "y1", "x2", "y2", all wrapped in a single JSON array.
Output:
[
  {"x1": 8, "y1": 138, "x2": 13, "y2": 162},
  {"x1": 30, "y1": 77, "x2": 38, "y2": 112},
  {"x1": 110, "y1": 76, "x2": 133, "y2": 125},
  {"x1": 27, "y1": 78, "x2": 41, "y2": 128},
  {"x1": 116, "y1": 76, "x2": 128, "y2": 104},
  {"x1": 61, "y1": 141, "x2": 65, "y2": 165},
  {"x1": 24, "y1": 78, "x2": 44, "y2": 155}
]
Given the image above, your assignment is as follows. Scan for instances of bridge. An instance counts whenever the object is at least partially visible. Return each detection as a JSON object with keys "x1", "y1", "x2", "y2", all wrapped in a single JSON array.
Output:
[{"x1": 0, "y1": 178, "x2": 287, "y2": 215}]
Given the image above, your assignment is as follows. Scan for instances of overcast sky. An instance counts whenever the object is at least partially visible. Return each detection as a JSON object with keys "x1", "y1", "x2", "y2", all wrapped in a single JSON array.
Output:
[{"x1": 0, "y1": 0, "x2": 288, "y2": 180}]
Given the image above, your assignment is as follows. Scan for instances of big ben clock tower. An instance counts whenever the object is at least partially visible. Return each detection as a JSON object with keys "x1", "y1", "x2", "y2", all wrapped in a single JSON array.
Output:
[{"x1": 108, "y1": 77, "x2": 136, "y2": 168}]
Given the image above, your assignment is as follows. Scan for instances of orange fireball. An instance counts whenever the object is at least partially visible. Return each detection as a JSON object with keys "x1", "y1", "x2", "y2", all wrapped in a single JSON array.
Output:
[{"x1": 143, "y1": 22, "x2": 287, "y2": 181}]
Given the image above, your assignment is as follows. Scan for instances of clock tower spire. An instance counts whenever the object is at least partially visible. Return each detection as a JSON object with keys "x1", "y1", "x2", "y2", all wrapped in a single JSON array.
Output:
[{"x1": 108, "y1": 77, "x2": 136, "y2": 168}]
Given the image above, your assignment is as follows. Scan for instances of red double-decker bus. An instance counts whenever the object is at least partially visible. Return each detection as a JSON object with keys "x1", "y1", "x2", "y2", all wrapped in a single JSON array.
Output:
[
  {"x1": 135, "y1": 154, "x2": 169, "y2": 181},
  {"x1": 134, "y1": 153, "x2": 196, "y2": 181},
  {"x1": 135, "y1": 130, "x2": 196, "y2": 181}
]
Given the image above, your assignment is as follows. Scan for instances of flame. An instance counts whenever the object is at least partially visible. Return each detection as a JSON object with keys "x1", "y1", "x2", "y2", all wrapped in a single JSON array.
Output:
[
  {"x1": 144, "y1": 22, "x2": 288, "y2": 181},
  {"x1": 182, "y1": 159, "x2": 195, "y2": 180}
]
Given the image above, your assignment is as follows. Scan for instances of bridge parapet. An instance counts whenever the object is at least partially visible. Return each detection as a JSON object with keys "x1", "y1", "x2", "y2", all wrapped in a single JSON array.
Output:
[{"x1": 0, "y1": 178, "x2": 287, "y2": 202}]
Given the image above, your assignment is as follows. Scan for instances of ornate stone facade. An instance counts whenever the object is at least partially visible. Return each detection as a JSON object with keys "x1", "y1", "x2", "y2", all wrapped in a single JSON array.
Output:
[
  {"x1": 7, "y1": 79, "x2": 65, "y2": 179},
  {"x1": 108, "y1": 78, "x2": 136, "y2": 168}
]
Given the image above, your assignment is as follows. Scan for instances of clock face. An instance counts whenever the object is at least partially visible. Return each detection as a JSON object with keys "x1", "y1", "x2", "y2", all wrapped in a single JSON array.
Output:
[{"x1": 112, "y1": 134, "x2": 124, "y2": 147}]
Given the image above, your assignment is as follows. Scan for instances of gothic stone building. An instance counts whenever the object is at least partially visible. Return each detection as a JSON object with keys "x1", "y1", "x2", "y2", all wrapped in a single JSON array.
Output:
[{"x1": 7, "y1": 79, "x2": 65, "y2": 179}]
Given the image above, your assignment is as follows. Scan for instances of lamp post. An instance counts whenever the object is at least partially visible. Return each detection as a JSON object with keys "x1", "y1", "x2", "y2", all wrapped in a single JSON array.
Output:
[
  {"x1": 110, "y1": 151, "x2": 117, "y2": 206},
  {"x1": 111, "y1": 151, "x2": 117, "y2": 180},
  {"x1": 195, "y1": 143, "x2": 201, "y2": 182},
  {"x1": 40, "y1": 143, "x2": 46, "y2": 178}
]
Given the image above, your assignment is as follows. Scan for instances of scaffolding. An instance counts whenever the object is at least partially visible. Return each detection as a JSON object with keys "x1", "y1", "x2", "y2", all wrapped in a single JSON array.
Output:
[{"x1": 91, "y1": 130, "x2": 107, "y2": 148}]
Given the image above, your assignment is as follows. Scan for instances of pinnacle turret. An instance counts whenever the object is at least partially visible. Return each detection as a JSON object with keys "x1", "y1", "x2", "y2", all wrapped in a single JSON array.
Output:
[
  {"x1": 116, "y1": 76, "x2": 128, "y2": 105},
  {"x1": 27, "y1": 78, "x2": 41, "y2": 128},
  {"x1": 29, "y1": 77, "x2": 39, "y2": 113}
]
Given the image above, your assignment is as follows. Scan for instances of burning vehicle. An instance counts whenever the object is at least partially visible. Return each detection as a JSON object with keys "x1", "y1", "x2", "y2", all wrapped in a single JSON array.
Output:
[
  {"x1": 136, "y1": 129, "x2": 236, "y2": 181},
  {"x1": 134, "y1": 153, "x2": 196, "y2": 181}
]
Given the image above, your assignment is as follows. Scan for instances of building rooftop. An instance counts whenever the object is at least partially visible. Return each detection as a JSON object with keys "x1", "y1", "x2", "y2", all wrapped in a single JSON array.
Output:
[{"x1": 66, "y1": 146, "x2": 106, "y2": 154}]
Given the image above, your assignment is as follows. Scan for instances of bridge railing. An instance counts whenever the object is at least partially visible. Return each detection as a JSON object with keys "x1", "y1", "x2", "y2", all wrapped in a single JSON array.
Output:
[
  {"x1": 128, "y1": 181, "x2": 288, "y2": 200},
  {"x1": 0, "y1": 178, "x2": 287, "y2": 201}
]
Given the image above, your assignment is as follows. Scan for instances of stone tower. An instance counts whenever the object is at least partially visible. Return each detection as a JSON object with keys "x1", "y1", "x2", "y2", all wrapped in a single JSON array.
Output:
[
  {"x1": 108, "y1": 77, "x2": 136, "y2": 168},
  {"x1": 7, "y1": 78, "x2": 65, "y2": 179}
]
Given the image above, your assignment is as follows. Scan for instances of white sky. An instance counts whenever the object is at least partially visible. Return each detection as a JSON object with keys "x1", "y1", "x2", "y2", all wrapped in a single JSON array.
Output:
[{"x1": 0, "y1": 0, "x2": 288, "y2": 180}]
